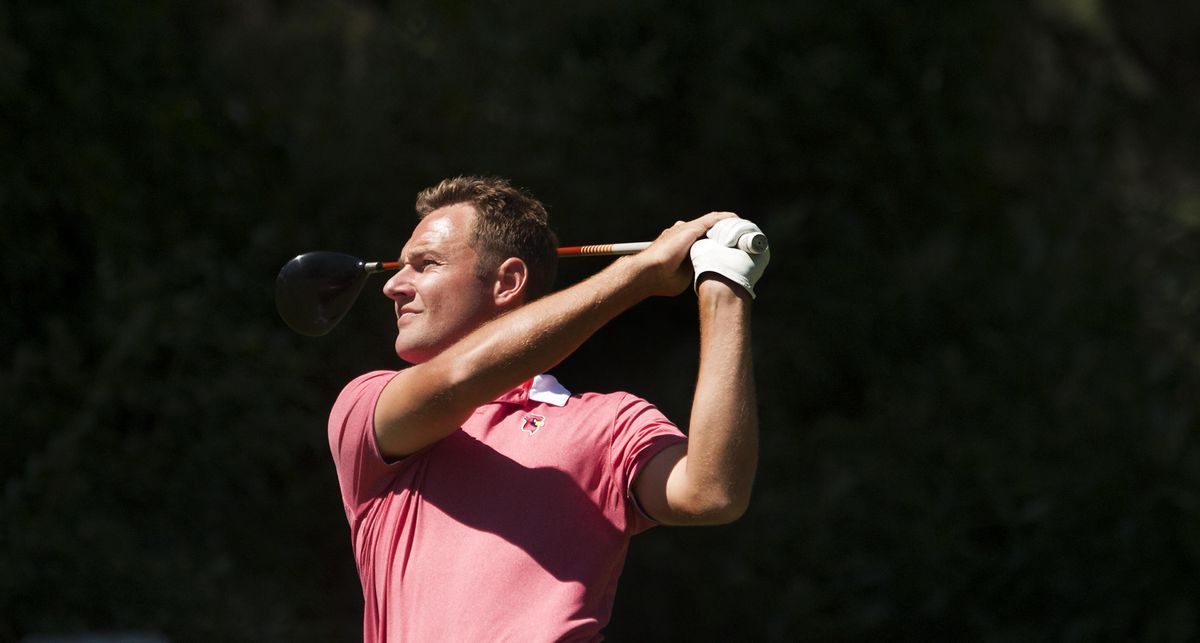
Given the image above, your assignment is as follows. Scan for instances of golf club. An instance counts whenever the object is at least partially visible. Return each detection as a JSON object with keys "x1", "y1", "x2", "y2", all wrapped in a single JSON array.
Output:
[
  {"x1": 277, "y1": 230, "x2": 767, "y2": 336},
  {"x1": 275, "y1": 252, "x2": 399, "y2": 336}
]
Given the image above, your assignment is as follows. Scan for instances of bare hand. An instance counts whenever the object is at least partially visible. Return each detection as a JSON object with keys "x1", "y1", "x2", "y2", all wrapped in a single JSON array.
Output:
[{"x1": 630, "y1": 212, "x2": 737, "y2": 297}]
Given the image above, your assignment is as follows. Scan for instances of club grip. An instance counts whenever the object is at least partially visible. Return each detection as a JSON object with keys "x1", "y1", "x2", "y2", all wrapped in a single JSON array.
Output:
[{"x1": 737, "y1": 231, "x2": 768, "y2": 254}]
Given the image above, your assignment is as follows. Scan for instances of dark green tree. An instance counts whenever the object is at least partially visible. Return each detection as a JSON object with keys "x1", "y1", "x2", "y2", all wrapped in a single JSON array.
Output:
[{"x1": 2, "y1": 1, "x2": 1197, "y2": 640}]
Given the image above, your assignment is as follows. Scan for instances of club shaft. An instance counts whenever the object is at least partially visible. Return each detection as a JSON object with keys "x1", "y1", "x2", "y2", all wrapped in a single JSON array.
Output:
[
  {"x1": 363, "y1": 233, "x2": 760, "y2": 269},
  {"x1": 557, "y1": 242, "x2": 651, "y2": 257},
  {"x1": 361, "y1": 245, "x2": 647, "y2": 274},
  {"x1": 363, "y1": 261, "x2": 401, "y2": 273}
]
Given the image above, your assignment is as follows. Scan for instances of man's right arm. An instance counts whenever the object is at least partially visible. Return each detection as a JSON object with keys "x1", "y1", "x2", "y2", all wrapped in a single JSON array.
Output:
[{"x1": 371, "y1": 212, "x2": 735, "y2": 459}]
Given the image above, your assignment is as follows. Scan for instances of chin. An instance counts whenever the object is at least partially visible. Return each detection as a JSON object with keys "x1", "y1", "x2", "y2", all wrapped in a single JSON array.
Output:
[
  {"x1": 394, "y1": 338, "x2": 433, "y2": 365},
  {"x1": 394, "y1": 347, "x2": 426, "y2": 365},
  {"x1": 393, "y1": 327, "x2": 471, "y2": 365}
]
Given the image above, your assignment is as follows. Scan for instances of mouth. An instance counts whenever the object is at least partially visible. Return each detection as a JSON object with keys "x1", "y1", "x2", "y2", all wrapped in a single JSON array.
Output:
[{"x1": 396, "y1": 308, "x2": 420, "y2": 323}]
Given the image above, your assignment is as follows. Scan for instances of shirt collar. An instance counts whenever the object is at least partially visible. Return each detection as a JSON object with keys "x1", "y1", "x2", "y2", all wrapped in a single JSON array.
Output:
[
  {"x1": 495, "y1": 373, "x2": 571, "y2": 407},
  {"x1": 529, "y1": 373, "x2": 571, "y2": 407}
]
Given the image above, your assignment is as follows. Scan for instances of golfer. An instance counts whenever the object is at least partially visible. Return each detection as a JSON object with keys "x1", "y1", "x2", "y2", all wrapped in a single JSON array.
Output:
[{"x1": 328, "y1": 176, "x2": 768, "y2": 641}]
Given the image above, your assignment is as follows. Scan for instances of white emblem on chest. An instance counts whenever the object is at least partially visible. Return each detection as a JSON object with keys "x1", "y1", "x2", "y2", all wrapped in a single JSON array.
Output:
[{"x1": 520, "y1": 413, "x2": 546, "y2": 435}]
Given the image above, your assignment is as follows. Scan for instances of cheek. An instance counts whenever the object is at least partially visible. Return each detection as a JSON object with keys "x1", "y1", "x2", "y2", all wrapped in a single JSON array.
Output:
[{"x1": 424, "y1": 273, "x2": 483, "y2": 312}]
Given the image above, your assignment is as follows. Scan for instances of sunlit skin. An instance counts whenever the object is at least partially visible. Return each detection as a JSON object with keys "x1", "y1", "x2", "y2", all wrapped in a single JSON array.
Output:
[
  {"x1": 382, "y1": 203, "x2": 516, "y2": 364},
  {"x1": 373, "y1": 209, "x2": 757, "y2": 524}
]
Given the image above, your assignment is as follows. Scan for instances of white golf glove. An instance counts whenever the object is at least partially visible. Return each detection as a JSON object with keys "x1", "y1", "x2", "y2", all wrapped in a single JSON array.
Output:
[{"x1": 690, "y1": 218, "x2": 770, "y2": 298}]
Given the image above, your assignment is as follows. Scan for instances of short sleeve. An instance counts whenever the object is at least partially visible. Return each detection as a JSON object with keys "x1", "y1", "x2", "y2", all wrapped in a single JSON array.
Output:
[
  {"x1": 609, "y1": 394, "x2": 688, "y2": 534},
  {"x1": 328, "y1": 370, "x2": 410, "y2": 525}
]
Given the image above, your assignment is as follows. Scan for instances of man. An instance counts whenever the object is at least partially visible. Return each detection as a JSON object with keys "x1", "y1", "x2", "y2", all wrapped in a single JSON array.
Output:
[{"x1": 328, "y1": 176, "x2": 767, "y2": 641}]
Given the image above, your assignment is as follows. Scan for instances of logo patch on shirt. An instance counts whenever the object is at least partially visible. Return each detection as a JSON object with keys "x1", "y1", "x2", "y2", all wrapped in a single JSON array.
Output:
[{"x1": 520, "y1": 413, "x2": 546, "y2": 435}]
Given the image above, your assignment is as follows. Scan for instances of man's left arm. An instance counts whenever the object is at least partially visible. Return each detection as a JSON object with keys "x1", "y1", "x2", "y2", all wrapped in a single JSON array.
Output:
[{"x1": 633, "y1": 274, "x2": 758, "y2": 525}]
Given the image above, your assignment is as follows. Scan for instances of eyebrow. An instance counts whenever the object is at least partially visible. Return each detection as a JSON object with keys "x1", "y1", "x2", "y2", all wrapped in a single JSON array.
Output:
[{"x1": 399, "y1": 246, "x2": 447, "y2": 263}]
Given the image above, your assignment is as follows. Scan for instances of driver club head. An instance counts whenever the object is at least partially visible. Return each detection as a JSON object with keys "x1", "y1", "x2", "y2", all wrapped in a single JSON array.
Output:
[{"x1": 275, "y1": 251, "x2": 371, "y2": 336}]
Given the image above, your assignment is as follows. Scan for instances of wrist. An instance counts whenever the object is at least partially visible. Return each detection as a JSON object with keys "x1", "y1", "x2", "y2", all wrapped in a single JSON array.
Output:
[
  {"x1": 697, "y1": 274, "x2": 752, "y2": 341},
  {"x1": 612, "y1": 252, "x2": 689, "y2": 299},
  {"x1": 697, "y1": 274, "x2": 753, "y2": 305},
  {"x1": 598, "y1": 255, "x2": 660, "y2": 304}
]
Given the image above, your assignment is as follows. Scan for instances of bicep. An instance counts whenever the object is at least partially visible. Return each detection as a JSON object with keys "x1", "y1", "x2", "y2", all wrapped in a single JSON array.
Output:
[{"x1": 631, "y1": 443, "x2": 699, "y2": 526}]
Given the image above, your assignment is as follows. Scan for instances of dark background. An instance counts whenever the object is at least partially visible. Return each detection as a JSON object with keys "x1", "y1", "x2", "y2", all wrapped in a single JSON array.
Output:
[{"x1": 3, "y1": 1, "x2": 1199, "y2": 641}]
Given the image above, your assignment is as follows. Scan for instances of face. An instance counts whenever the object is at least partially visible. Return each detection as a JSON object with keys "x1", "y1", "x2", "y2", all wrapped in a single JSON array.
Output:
[{"x1": 383, "y1": 203, "x2": 499, "y2": 364}]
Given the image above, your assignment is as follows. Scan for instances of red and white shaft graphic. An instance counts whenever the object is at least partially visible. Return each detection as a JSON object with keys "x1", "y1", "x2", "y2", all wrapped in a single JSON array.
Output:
[
  {"x1": 558, "y1": 230, "x2": 767, "y2": 257},
  {"x1": 556, "y1": 242, "x2": 652, "y2": 257}
]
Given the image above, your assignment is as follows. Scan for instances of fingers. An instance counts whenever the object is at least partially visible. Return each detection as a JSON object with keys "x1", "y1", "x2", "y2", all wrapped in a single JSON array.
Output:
[
  {"x1": 689, "y1": 223, "x2": 771, "y2": 299},
  {"x1": 663, "y1": 211, "x2": 738, "y2": 241},
  {"x1": 683, "y1": 211, "x2": 737, "y2": 233},
  {"x1": 696, "y1": 211, "x2": 738, "y2": 227},
  {"x1": 636, "y1": 211, "x2": 749, "y2": 298},
  {"x1": 706, "y1": 217, "x2": 766, "y2": 253}
]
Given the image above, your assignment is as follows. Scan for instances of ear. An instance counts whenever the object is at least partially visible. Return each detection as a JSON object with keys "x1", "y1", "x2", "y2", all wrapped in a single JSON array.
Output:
[{"x1": 492, "y1": 257, "x2": 529, "y2": 307}]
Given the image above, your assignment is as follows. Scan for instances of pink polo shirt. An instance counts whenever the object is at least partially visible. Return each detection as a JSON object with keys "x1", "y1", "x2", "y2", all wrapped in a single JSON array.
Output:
[{"x1": 328, "y1": 371, "x2": 687, "y2": 642}]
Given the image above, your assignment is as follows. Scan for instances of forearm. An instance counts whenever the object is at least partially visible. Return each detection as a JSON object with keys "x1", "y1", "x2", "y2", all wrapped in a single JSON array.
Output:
[
  {"x1": 436, "y1": 258, "x2": 651, "y2": 406},
  {"x1": 374, "y1": 257, "x2": 653, "y2": 455},
  {"x1": 682, "y1": 277, "x2": 758, "y2": 518}
]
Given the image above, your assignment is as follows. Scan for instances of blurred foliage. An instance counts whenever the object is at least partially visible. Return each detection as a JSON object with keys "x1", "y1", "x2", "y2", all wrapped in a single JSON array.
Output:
[{"x1": 2, "y1": 0, "x2": 1198, "y2": 641}]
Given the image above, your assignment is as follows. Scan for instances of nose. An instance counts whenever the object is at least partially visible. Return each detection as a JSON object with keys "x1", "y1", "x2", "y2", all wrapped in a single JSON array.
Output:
[{"x1": 383, "y1": 266, "x2": 415, "y2": 301}]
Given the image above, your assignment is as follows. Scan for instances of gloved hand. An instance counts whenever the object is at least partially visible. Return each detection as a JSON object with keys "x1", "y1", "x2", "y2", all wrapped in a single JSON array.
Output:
[{"x1": 689, "y1": 217, "x2": 770, "y2": 298}]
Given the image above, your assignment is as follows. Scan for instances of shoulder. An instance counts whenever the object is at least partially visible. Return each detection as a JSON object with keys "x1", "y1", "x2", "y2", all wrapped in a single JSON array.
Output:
[
  {"x1": 562, "y1": 389, "x2": 645, "y2": 411},
  {"x1": 337, "y1": 370, "x2": 400, "y2": 397},
  {"x1": 330, "y1": 370, "x2": 401, "y2": 416},
  {"x1": 568, "y1": 389, "x2": 657, "y2": 409},
  {"x1": 564, "y1": 384, "x2": 648, "y2": 401},
  {"x1": 341, "y1": 369, "x2": 401, "y2": 391},
  {"x1": 561, "y1": 390, "x2": 672, "y2": 432}
]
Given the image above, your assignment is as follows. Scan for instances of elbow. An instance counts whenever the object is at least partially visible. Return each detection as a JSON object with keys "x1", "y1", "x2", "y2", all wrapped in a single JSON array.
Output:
[
  {"x1": 683, "y1": 488, "x2": 752, "y2": 525},
  {"x1": 709, "y1": 494, "x2": 751, "y2": 525}
]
